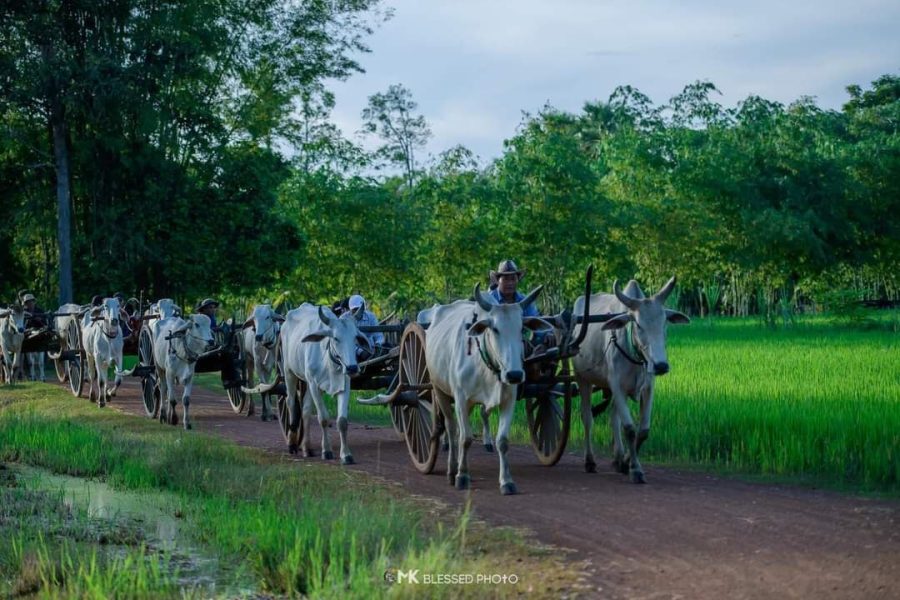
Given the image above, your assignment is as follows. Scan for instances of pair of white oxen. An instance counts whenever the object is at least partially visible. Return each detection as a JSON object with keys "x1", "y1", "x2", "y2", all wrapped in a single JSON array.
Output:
[{"x1": 247, "y1": 277, "x2": 689, "y2": 495}]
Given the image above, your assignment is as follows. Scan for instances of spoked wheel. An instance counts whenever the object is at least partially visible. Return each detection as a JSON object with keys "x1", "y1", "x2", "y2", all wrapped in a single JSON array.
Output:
[
  {"x1": 525, "y1": 361, "x2": 573, "y2": 466},
  {"x1": 139, "y1": 327, "x2": 159, "y2": 417},
  {"x1": 53, "y1": 340, "x2": 67, "y2": 382},
  {"x1": 383, "y1": 372, "x2": 404, "y2": 436},
  {"x1": 276, "y1": 381, "x2": 306, "y2": 445},
  {"x1": 273, "y1": 343, "x2": 304, "y2": 445},
  {"x1": 397, "y1": 323, "x2": 441, "y2": 474},
  {"x1": 66, "y1": 319, "x2": 84, "y2": 397},
  {"x1": 225, "y1": 356, "x2": 248, "y2": 414}
]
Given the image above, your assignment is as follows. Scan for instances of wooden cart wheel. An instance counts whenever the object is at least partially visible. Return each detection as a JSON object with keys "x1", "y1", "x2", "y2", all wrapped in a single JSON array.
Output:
[
  {"x1": 525, "y1": 360, "x2": 573, "y2": 466},
  {"x1": 139, "y1": 326, "x2": 159, "y2": 417},
  {"x1": 225, "y1": 339, "x2": 248, "y2": 414},
  {"x1": 381, "y1": 372, "x2": 404, "y2": 435},
  {"x1": 273, "y1": 343, "x2": 305, "y2": 445},
  {"x1": 398, "y1": 323, "x2": 441, "y2": 474},
  {"x1": 53, "y1": 332, "x2": 67, "y2": 383},
  {"x1": 66, "y1": 319, "x2": 85, "y2": 397}
]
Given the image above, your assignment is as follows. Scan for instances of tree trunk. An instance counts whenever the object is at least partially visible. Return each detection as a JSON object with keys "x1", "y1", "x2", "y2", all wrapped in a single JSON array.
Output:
[{"x1": 52, "y1": 108, "x2": 73, "y2": 304}]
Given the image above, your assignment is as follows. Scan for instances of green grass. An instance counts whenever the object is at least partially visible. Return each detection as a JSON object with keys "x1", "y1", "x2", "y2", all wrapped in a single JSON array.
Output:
[
  {"x1": 0, "y1": 385, "x2": 580, "y2": 598},
  {"x1": 546, "y1": 314, "x2": 899, "y2": 493}
]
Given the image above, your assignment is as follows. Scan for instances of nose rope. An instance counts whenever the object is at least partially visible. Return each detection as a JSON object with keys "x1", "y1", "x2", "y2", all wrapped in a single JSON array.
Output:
[{"x1": 607, "y1": 322, "x2": 647, "y2": 366}]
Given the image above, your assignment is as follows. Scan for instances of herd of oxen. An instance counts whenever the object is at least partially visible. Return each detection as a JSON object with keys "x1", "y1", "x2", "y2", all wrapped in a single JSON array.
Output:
[{"x1": 0, "y1": 276, "x2": 689, "y2": 495}]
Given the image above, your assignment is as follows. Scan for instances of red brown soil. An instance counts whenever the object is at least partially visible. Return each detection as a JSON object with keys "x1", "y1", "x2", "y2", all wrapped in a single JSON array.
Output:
[{"x1": 91, "y1": 381, "x2": 898, "y2": 599}]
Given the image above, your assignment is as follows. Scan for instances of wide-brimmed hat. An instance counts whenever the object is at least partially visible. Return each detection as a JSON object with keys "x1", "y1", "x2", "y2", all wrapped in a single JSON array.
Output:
[
  {"x1": 196, "y1": 298, "x2": 220, "y2": 311},
  {"x1": 490, "y1": 259, "x2": 525, "y2": 281},
  {"x1": 21, "y1": 293, "x2": 36, "y2": 303}
]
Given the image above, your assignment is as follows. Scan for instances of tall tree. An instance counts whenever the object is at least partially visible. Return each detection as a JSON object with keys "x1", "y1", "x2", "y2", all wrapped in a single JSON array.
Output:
[{"x1": 360, "y1": 83, "x2": 431, "y2": 190}]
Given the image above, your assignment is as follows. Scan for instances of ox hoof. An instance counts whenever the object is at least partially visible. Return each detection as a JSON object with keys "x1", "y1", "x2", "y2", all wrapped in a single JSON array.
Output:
[
  {"x1": 323, "y1": 450, "x2": 335, "y2": 460},
  {"x1": 612, "y1": 457, "x2": 628, "y2": 475},
  {"x1": 455, "y1": 474, "x2": 470, "y2": 490},
  {"x1": 302, "y1": 448, "x2": 316, "y2": 458},
  {"x1": 630, "y1": 469, "x2": 646, "y2": 484},
  {"x1": 500, "y1": 482, "x2": 518, "y2": 496},
  {"x1": 584, "y1": 459, "x2": 597, "y2": 473},
  {"x1": 341, "y1": 455, "x2": 355, "y2": 465},
  {"x1": 288, "y1": 444, "x2": 299, "y2": 455},
  {"x1": 185, "y1": 423, "x2": 193, "y2": 431},
  {"x1": 483, "y1": 443, "x2": 494, "y2": 453}
]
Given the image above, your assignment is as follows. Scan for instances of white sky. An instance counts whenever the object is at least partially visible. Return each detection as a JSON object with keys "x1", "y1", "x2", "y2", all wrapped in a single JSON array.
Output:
[{"x1": 329, "y1": 0, "x2": 900, "y2": 165}]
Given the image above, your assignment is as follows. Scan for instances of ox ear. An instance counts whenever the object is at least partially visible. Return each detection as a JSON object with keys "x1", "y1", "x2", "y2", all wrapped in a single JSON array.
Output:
[
  {"x1": 301, "y1": 329, "x2": 332, "y2": 343},
  {"x1": 0, "y1": 310, "x2": 9, "y2": 318},
  {"x1": 273, "y1": 314, "x2": 285, "y2": 323},
  {"x1": 523, "y1": 317, "x2": 554, "y2": 333},
  {"x1": 665, "y1": 309, "x2": 691, "y2": 324},
  {"x1": 601, "y1": 312, "x2": 632, "y2": 331},
  {"x1": 467, "y1": 318, "x2": 492, "y2": 337},
  {"x1": 242, "y1": 318, "x2": 255, "y2": 330}
]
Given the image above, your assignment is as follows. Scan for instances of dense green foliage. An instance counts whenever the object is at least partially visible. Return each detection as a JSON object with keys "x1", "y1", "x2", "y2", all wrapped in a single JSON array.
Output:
[
  {"x1": 1, "y1": 3, "x2": 898, "y2": 317},
  {"x1": 0, "y1": 0, "x2": 383, "y2": 302}
]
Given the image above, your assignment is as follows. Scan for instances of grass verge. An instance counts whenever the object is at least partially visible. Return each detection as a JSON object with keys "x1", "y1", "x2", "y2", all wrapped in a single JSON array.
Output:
[{"x1": 0, "y1": 383, "x2": 584, "y2": 598}]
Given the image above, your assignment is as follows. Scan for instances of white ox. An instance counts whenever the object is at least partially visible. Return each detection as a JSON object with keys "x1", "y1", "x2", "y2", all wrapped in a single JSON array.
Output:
[
  {"x1": 0, "y1": 305, "x2": 26, "y2": 383},
  {"x1": 241, "y1": 304, "x2": 284, "y2": 421},
  {"x1": 572, "y1": 278, "x2": 690, "y2": 483},
  {"x1": 81, "y1": 297, "x2": 126, "y2": 406},
  {"x1": 248, "y1": 304, "x2": 370, "y2": 463},
  {"x1": 423, "y1": 284, "x2": 550, "y2": 495},
  {"x1": 153, "y1": 313, "x2": 214, "y2": 430}
]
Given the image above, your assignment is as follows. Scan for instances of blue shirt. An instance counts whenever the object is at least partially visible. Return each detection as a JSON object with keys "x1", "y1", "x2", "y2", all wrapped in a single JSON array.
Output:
[{"x1": 489, "y1": 289, "x2": 539, "y2": 317}]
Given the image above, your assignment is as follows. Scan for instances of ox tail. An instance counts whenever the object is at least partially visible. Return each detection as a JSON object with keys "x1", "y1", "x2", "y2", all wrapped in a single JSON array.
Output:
[
  {"x1": 243, "y1": 381, "x2": 278, "y2": 395},
  {"x1": 117, "y1": 366, "x2": 137, "y2": 377}
]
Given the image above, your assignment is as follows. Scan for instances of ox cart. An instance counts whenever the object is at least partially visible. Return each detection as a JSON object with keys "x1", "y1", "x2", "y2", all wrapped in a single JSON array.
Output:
[
  {"x1": 268, "y1": 266, "x2": 615, "y2": 474},
  {"x1": 131, "y1": 310, "x2": 248, "y2": 422},
  {"x1": 14, "y1": 306, "x2": 90, "y2": 393}
]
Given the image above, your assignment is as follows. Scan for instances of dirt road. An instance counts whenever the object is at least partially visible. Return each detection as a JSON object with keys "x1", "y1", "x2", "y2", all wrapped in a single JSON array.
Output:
[{"x1": 91, "y1": 380, "x2": 898, "y2": 599}]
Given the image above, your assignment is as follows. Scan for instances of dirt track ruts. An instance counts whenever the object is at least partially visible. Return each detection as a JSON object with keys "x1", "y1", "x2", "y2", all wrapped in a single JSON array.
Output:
[{"x1": 83, "y1": 380, "x2": 898, "y2": 599}]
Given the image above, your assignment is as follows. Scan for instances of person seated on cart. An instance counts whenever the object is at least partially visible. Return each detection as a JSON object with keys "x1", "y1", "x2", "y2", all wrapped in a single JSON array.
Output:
[
  {"x1": 488, "y1": 260, "x2": 555, "y2": 355},
  {"x1": 112, "y1": 292, "x2": 135, "y2": 339},
  {"x1": 196, "y1": 298, "x2": 221, "y2": 332},
  {"x1": 20, "y1": 293, "x2": 47, "y2": 330},
  {"x1": 348, "y1": 294, "x2": 385, "y2": 360}
]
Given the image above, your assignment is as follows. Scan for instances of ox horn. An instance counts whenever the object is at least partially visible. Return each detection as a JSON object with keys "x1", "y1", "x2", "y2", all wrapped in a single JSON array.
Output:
[
  {"x1": 243, "y1": 381, "x2": 279, "y2": 395},
  {"x1": 518, "y1": 285, "x2": 543, "y2": 309},
  {"x1": 353, "y1": 305, "x2": 365, "y2": 321},
  {"x1": 655, "y1": 276, "x2": 677, "y2": 303},
  {"x1": 473, "y1": 282, "x2": 494, "y2": 312},
  {"x1": 613, "y1": 280, "x2": 641, "y2": 311},
  {"x1": 318, "y1": 305, "x2": 332, "y2": 326}
]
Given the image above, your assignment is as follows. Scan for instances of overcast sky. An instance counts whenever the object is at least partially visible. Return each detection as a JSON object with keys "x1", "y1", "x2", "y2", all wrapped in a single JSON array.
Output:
[{"x1": 329, "y1": 0, "x2": 900, "y2": 165}]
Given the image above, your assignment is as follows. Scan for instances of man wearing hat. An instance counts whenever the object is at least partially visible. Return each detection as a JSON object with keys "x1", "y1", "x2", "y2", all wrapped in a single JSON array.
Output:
[
  {"x1": 20, "y1": 293, "x2": 47, "y2": 329},
  {"x1": 489, "y1": 260, "x2": 540, "y2": 317},
  {"x1": 196, "y1": 298, "x2": 220, "y2": 332},
  {"x1": 348, "y1": 294, "x2": 384, "y2": 355}
]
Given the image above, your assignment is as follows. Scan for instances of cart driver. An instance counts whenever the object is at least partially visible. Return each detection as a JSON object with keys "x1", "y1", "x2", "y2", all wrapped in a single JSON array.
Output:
[
  {"x1": 21, "y1": 293, "x2": 47, "y2": 330},
  {"x1": 488, "y1": 260, "x2": 555, "y2": 354},
  {"x1": 196, "y1": 298, "x2": 220, "y2": 332},
  {"x1": 348, "y1": 294, "x2": 384, "y2": 360}
]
